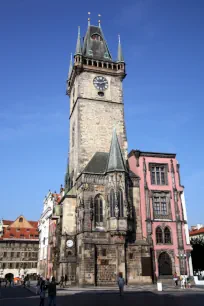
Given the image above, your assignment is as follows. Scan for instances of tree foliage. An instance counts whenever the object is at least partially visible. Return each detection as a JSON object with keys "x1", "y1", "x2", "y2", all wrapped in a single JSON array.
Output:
[{"x1": 191, "y1": 237, "x2": 204, "y2": 271}]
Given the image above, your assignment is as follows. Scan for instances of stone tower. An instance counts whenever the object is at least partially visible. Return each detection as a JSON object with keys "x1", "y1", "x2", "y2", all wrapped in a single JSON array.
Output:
[
  {"x1": 58, "y1": 20, "x2": 152, "y2": 286},
  {"x1": 66, "y1": 24, "x2": 127, "y2": 184}
]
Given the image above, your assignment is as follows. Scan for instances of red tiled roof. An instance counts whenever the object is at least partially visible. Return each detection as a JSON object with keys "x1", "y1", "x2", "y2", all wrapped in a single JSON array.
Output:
[
  {"x1": 189, "y1": 228, "x2": 204, "y2": 236},
  {"x1": 2, "y1": 227, "x2": 39, "y2": 240},
  {"x1": 1, "y1": 217, "x2": 39, "y2": 240},
  {"x1": 3, "y1": 219, "x2": 38, "y2": 229},
  {"x1": 3, "y1": 220, "x2": 12, "y2": 225},
  {"x1": 28, "y1": 221, "x2": 38, "y2": 228}
]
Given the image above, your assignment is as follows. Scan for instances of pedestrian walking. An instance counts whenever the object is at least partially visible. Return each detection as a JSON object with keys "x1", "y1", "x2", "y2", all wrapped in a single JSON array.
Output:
[
  {"x1": 36, "y1": 276, "x2": 41, "y2": 295},
  {"x1": 59, "y1": 275, "x2": 64, "y2": 288},
  {"x1": 180, "y1": 276, "x2": 185, "y2": 289},
  {"x1": 39, "y1": 280, "x2": 47, "y2": 306},
  {"x1": 64, "y1": 274, "x2": 68, "y2": 287},
  {"x1": 48, "y1": 277, "x2": 58, "y2": 306},
  {"x1": 117, "y1": 272, "x2": 125, "y2": 296},
  {"x1": 173, "y1": 272, "x2": 178, "y2": 286}
]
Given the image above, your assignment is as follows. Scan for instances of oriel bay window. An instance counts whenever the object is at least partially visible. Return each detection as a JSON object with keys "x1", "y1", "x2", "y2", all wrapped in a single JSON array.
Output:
[
  {"x1": 152, "y1": 192, "x2": 171, "y2": 219},
  {"x1": 153, "y1": 195, "x2": 167, "y2": 216},
  {"x1": 150, "y1": 164, "x2": 168, "y2": 185}
]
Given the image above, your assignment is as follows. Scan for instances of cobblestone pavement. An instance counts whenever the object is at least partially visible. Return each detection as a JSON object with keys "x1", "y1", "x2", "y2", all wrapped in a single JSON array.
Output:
[
  {"x1": 27, "y1": 282, "x2": 204, "y2": 296},
  {"x1": 1, "y1": 285, "x2": 204, "y2": 306}
]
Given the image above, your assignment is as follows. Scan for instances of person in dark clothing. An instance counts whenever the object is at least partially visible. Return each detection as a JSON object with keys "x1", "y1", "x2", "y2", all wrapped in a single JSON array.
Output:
[
  {"x1": 59, "y1": 275, "x2": 64, "y2": 288},
  {"x1": 36, "y1": 277, "x2": 41, "y2": 295},
  {"x1": 64, "y1": 275, "x2": 68, "y2": 287},
  {"x1": 48, "y1": 277, "x2": 58, "y2": 306},
  {"x1": 39, "y1": 280, "x2": 47, "y2": 306}
]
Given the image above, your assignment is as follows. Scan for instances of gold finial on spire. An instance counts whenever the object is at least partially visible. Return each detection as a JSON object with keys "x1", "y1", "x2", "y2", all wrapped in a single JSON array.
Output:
[
  {"x1": 88, "y1": 12, "x2": 91, "y2": 26},
  {"x1": 98, "y1": 14, "x2": 101, "y2": 27}
]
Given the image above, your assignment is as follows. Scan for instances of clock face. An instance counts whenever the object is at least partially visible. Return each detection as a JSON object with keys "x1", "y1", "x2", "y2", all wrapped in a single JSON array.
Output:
[
  {"x1": 66, "y1": 239, "x2": 74, "y2": 248},
  {"x1": 93, "y1": 76, "x2": 108, "y2": 91}
]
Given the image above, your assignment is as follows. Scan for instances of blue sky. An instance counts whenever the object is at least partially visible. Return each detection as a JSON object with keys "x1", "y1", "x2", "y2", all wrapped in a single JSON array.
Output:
[{"x1": 0, "y1": 0, "x2": 203, "y2": 226}]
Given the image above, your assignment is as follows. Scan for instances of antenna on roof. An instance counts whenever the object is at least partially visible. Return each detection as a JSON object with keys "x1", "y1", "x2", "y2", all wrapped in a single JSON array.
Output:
[
  {"x1": 98, "y1": 14, "x2": 101, "y2": 27},
  {"x1": 88, "y1": 12, "x2": 91, "y2": 26}
]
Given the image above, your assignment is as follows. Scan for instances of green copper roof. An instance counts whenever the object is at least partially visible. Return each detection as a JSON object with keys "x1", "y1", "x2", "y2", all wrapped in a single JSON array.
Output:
[
  {"x1": 107, "y1": 128, "x2": 126, "y2": 172},
  {"x1": 75, "y1": 26, "x2": 82, "y2": 55},
  {"x1": 82, "y1": 25, "x2": 112, "y2": 61},
  {"x1": 117, "y1": 35, "x2": 124, "y2": 62}
]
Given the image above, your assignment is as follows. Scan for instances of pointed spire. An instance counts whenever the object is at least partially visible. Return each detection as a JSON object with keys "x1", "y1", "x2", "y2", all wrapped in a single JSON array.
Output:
[
  {"x1": 117, "y1": 34, "x2": 124, "y2": 62},
  {"x1": 68, "y1": 53, "x2": 72, "y2": 79},
  {"x1": 107, "y1": 128, "x2": 126, "y2": 172},
  {"x1": 75, "y1": 26, "x2": 82, "y2": 56}
]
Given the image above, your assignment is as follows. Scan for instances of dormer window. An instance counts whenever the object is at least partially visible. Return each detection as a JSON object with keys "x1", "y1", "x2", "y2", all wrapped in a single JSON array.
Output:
[
  {"x1": 104, "y1": 52, "x2": 109, "y2": 59},
  {"x1": 91, "y1": 34, "x2": 102, "y2": 41},
  {"x1": 88, "y1": 49, "x2": 93, "y2": 56}
]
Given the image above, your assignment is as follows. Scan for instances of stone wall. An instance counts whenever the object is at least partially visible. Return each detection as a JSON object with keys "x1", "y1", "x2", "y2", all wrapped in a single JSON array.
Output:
[
  {"x1": 62, "y1": 196, "x2": 77, "y2": 234},
  {"x1": 69, "y1": 71, "x2": 128, "y2": 181},
  {"x1": 127, "y1": 244, "x2": 152, "y2": 284}
]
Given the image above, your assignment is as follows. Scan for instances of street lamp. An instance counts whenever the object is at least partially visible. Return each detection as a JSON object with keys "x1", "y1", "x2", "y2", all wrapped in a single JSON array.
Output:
[{"x1": 176, "y1": 252, "x2": 187, "y2": 275}]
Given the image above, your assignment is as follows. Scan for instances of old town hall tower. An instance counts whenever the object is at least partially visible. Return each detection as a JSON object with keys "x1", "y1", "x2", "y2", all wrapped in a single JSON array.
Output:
[{"x1": 57, "y1": 19, "x2": 153, "y2": 285}]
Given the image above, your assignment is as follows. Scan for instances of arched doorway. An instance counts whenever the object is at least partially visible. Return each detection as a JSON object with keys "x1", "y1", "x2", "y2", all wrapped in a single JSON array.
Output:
[
  {"x1": 158, "y1": 252, "x2": 172, "y2": 276},
  {"x1": 5, "y1": 273, "x2": 14, "y2": 280}
]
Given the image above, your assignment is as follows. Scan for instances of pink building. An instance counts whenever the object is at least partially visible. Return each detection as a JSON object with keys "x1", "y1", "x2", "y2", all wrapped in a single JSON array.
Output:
[{"x1": 128, "y1": 150, "x2": 192, "y2": 279}]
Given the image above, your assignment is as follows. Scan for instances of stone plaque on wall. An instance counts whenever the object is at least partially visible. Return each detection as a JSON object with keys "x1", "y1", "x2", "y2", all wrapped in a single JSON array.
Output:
[
  {"x1": 119, "y1": 220, "x2": 127, "y2": 230},
  {"x1": 110, "y1": 219, "x2": 117, "y2": 230}
]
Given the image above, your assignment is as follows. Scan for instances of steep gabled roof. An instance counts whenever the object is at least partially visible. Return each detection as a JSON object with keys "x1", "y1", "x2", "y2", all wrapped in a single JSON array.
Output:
[
  {"x1": 83, "y1": 152, "x2": 109, "y2": 174},
  {"x1": 82, "y1": 25, "x2": 112, "y2": 61}
]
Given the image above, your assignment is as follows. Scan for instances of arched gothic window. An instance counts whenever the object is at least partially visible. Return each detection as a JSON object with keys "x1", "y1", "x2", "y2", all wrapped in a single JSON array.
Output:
[
  {"x1": 117, "y1": 189, "x2": 124, "y2": 217},
  {"x1": 95, "y1": 195, "x2": 103, "y2": 225},
  {"x1": 110, "y1": 190, "x2": 115, "y2": 217},
  {"x1": 156, "y1": 227, "x2": 163, "y2": 244},
  {"x1": 164, "y1": 227, "x2": 171, "y2": 244}
]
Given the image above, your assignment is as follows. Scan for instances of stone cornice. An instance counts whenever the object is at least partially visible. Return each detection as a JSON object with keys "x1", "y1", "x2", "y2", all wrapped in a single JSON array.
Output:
[
  {"x1": 128, "y1": 149, "x2": 176, "y2": 159},
  {"x1": 67, "y1": 58, "x2": 126, "y2": 95}
]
